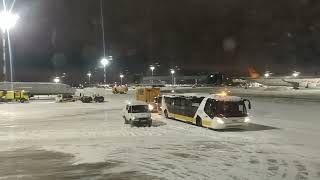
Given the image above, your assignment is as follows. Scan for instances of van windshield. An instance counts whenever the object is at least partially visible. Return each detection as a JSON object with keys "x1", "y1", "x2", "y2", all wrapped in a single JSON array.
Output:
[{"x1": 131, "y1": 105, "x2": 148, "y2": 113}]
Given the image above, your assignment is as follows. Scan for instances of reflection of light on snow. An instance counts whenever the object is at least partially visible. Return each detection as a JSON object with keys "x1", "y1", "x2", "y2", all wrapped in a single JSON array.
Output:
[
  {"x1": 2, "y1": 111, "x2": 16, "y2": 116},
  {"x1": 244, "y1": 117, "x2": 250, "y2": 122},
  {"x1": 3, "y1": 125, "x2": 17, "y2": 128}
]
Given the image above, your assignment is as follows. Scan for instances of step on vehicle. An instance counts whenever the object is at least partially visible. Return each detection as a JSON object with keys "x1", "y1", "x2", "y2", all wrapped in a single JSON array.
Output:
[
  {"x1": 123, "y1": 101, "x2": 152, "y2": 127},
  {"x1": 112, "y1": 85, "x2": 128, "y2": 94}
]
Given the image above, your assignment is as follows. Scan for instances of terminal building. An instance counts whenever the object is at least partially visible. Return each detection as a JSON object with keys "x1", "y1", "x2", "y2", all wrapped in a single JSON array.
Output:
[{"x1": 141, "y1": 73, "x2": 225, "y2": 85}]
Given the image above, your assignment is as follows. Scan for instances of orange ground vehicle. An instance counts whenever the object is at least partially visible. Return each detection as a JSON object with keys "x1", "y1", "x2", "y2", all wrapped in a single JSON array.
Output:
[{"x1": 135, "y1": 87, "x2": 160, "y2": 112}]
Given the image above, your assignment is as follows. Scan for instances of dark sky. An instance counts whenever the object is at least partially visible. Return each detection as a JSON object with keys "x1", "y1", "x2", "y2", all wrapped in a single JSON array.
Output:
[{"x1": 3, "y1": 0, "x2": 320, "y2": 82}]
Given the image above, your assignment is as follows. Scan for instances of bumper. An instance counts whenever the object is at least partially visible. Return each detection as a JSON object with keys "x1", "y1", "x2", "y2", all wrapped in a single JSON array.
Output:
[
  {"x1": 132, "y1": 118, "x2": 152, "y2": 124},
  {"x1": 213, "y1": 122, "x2": 248, "y2": 130}
]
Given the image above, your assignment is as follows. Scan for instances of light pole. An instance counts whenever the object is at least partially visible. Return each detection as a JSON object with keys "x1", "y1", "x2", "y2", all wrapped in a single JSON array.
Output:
[
  {"x1": 100, "y1": 57, "x2": 110, "y2": 84},
  {"x1": 0, "y1": 11, "x2": 19, "y2": 82},
  {"x1": 150, "y1": 66, "x2": 155, "y2": 84},
  {"x1": 87, "y1": 72, "x2": 92, "y2": 84},
  {"x1": 170, "y1": 69, "x2": 175, "y2": 86},
  {"x1": 120, "y1": 74, "x2": 124, "y2": 85}
]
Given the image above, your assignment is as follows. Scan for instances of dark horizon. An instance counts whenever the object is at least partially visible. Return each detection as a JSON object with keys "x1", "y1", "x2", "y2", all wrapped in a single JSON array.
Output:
[{"x1": 2, "y1": 0, "x2": 320, "y2": 83}]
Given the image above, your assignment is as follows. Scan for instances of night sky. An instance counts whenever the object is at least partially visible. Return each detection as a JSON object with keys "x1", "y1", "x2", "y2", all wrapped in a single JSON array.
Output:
[{"x1": 3, "y1": 0, "x2": 320, "y2": 83}]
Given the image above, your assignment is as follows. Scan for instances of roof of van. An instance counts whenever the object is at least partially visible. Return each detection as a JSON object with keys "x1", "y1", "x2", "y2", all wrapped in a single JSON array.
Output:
[
  {"x1": 125, "y1": 100, "x2": 148, "y2": 106},
  {"x1": 208, "y1": 94, "x2": 242, "y2": 102}
]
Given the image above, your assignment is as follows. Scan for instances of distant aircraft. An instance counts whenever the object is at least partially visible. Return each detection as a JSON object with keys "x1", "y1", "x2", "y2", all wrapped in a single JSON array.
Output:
[
  {"x1": 0, "y1": 82, "x2": 75, "y2": 96},
  {"x1": 233, "y1": 68, "x2": 320, "y2": 88}
]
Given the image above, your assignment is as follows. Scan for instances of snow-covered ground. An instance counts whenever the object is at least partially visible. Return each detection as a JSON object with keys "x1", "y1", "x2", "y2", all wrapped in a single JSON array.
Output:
[{"x1": 0, "y1": 90, "x2": 319, "y2": 179}]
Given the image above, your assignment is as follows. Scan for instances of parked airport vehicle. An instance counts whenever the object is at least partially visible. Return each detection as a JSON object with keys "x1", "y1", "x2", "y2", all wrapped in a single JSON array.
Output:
[
  {"x1": 55, "y1": 94, "x2": 77, "y2": 103},
  {"x1": 135, "y1": 87, "x2": 160, "y2": 112},
  {"x1": 0, "y1": 82, "x2": 75, "y2": 96},
  {"x1": 234, "y1": 68, "x2": 320, "y2": 89},
  {"x1": 112, "y1": 85, "x2": 128, "y2": 94},
  {"x1": 123, "y1": 101, "x2": 152, "y2": 127},
  {"x1": 0, "y1": 90, "x2": 30, "y2": 103},
  {"x1": 161, "y1": 93, "x2": 251, "y2": 129}
]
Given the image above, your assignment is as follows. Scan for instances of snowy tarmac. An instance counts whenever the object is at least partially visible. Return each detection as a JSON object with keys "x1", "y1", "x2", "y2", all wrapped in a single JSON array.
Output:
[{"x1": 0, "y1": 90, "x2": 319, "y2": 179}]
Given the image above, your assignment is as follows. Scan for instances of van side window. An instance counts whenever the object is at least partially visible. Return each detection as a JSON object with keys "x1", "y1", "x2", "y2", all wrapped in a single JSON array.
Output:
[
  {"x1": 181, "y1": 98, "x2": 185, "y2": 106},
  {"x1": 174, "y1": 98, "x2": 181, "y2": 106},
  {"x1": 204, "y1": 99, "x2": 216, "y2": 118},
  {"x1": 164, "y1": 97, "x2": 171, "y2": 104}
]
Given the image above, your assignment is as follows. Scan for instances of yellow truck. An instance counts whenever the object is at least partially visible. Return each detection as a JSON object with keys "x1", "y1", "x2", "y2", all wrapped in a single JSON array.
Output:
[
  {"x1": 136, "y1": 87, "x2": 160, "y2": 112},
  {"x1": 0, "y1": 90, "x2": 30, "y2": 103},
  {"x1": 112, "y1": 85, "x2": 128, "y2": 94}
]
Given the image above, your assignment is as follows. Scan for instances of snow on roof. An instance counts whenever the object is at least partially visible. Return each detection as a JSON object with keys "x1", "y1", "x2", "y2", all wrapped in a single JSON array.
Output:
[
  {"x1": 125, "y1": 100, "x2": 148, "y2": 106},
  {"x1": 163, "y1": 93, "x2": 242, "y2": 101},
  {"x1": 163, "y1": 93, "x2": 207, "y2": 98},
  {"x1": 209, "y1": 94, "x2": 242, "y2": 102}
]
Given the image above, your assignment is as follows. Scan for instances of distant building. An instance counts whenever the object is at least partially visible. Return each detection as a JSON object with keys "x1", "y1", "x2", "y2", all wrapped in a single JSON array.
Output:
[{"x1": 142, "y1": 73, "x2": 225, "y2": 85}]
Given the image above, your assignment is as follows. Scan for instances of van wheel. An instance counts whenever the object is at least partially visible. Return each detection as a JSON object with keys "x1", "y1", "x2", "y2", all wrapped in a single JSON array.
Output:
[
  {"x1": 196, "y1": 116, "x2": 202, "y2": 127},
  {"x1": 164, "y1": 110, "x2": 169, "y2": 118}
]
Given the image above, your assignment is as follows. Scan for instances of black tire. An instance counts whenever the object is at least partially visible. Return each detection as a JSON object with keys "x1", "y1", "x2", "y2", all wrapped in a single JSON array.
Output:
[
  {"x1": 94, "y1": 96, "x2": 104, "y2": 103},
  {"x1": 148, "y1": 122, "x2": 152, "y2": 127},
  {"x1": 123, "y1": 116, "x2": 129, "y2": 124},
  {"x1": 196, "y1": 116, "x2": 202, "y2": 127},
  {"x1": 20, "y1": 98, "x2": 25, "y2": 103},
  {"x1": 164, "y1": 110, "x2": 169, "y2": 119},
  {"x1": 99, "y1": 97, "x2": 104, "y2": 103}
]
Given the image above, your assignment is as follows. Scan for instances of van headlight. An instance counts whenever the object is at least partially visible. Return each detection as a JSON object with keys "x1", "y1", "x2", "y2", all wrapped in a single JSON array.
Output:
[
  {"x1": 244, "y1": 117, "x2": 250, "y2": 122},
  {"x1": 217, "y1": 118, "x2": 224, "y2": 124},
  {"x1": 132, "y1": 117, "x2": 135, "y2": 120},
  {"x1": 148, "y1": 104, "x2": 154, "y2": 111}
]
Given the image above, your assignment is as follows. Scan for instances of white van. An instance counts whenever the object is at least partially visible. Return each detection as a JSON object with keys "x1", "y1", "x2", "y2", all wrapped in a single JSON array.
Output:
[{"x1": 123, "y1": 101, "x2": 152, "y2": 127}]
